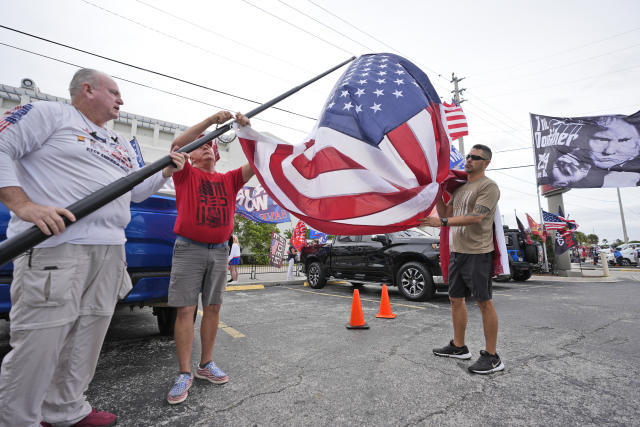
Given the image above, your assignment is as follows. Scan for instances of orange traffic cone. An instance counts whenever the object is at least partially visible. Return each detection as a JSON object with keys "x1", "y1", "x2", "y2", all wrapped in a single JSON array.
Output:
[
  {"x1": 346, "y1": 289, "x2": 369, "y2": 329},
  {"x1": 376, "y1": 284, "x2": 396, "y2": 319}
]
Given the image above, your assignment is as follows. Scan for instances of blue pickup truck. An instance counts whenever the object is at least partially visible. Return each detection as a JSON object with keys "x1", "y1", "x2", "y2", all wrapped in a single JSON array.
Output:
[{"x1": 0, "y1": 193, "x2": 180, "y2": 335}]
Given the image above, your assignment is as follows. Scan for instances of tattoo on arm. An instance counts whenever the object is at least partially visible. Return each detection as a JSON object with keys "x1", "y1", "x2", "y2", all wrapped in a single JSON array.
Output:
[{"x1": 470, "y1": 205, "x2": 491, "y2": 217}]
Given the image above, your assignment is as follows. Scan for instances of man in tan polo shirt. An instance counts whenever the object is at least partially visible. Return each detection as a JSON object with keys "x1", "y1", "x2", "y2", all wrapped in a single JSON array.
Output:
[{"x1": 421, "y1": 144, "x2": 503, "y2": 374}]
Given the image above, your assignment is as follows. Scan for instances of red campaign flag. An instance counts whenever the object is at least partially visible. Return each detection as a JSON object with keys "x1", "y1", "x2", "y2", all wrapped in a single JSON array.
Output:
[
  {"x1": 291, "y1": 220, "x2": 307, "y2": 250},
  {"x1": 442, "y1": 101, "x2": 469, "y2": 140},
  {"x1": 526, "y1": 213, "x2": 547, "y2": 243},
  {"x1": 237, "y1": 53, "x2": 450, "y2": 235}
]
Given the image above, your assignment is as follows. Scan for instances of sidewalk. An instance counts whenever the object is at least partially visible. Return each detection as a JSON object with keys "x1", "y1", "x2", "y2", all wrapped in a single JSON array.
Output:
[{"x1": 227, "y1": 270, "x2": 306, "y2": 290}]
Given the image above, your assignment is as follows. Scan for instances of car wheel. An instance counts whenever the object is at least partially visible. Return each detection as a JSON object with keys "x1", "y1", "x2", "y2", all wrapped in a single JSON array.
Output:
[
  {"x1": 512, "y1": 270, "x2": 532, "y2": 281},
  {"x1": 306, "y1": 261, "x2": 327, "y2": 289},
  {"x1": 621, "y1": 258, "x2": 631, "y2": 266},
  {"x1": 396, "y1": 261, "x2": 435, "y2": 301},
  {"x1": 155, "y1": 307, "x2": 177, "y2": 336},
  {"x1": 154, "y1": 307, "x2": 197, "y2": 337}
]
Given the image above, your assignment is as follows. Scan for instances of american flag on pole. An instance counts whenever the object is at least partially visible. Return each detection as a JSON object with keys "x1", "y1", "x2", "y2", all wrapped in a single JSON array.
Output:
[
  {"x1": 542, "y1": 210, "x2": 576, "y2": 231},
  {"x1": 442, "y1": 101, "x2": 469, "y2": 140},
  {"x1": 237, "y1": 53, "x2": 450, "y2": 235}
]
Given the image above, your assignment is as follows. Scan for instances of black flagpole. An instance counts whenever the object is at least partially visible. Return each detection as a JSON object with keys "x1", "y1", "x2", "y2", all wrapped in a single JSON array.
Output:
[{"x1": 0, "y1": 56, "x2": 355, "y2": 267}]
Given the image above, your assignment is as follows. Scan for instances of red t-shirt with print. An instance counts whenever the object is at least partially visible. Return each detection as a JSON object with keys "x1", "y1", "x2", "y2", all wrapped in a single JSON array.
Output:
[{"x1": 173, "y1": 162, "x2": 244, "y2": 244}]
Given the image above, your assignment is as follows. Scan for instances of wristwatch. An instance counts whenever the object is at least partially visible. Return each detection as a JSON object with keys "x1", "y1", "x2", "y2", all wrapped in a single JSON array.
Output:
[{"x1": 440, "y1": 217, "x2": 448, "y2": 226}]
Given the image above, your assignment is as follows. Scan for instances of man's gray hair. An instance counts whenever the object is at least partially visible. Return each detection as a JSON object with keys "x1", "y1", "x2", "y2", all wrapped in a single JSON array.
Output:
[{"x1": 68, "y1": 68, "x2": 102, "y2": 98}]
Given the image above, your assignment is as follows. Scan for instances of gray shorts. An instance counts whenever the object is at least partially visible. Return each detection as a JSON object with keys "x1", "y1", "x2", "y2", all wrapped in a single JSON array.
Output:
[
  {"x1": 448, "y1": 252, "x2": 493, "y2": 302},
  {"x1": 168, "y1": 238, "x2": 228, "y2": 307}
]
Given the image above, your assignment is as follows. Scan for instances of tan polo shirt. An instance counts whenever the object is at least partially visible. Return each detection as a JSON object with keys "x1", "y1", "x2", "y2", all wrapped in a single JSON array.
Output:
[{"x1": 450, "y1": 176, "x2": 500, "y2": 254}]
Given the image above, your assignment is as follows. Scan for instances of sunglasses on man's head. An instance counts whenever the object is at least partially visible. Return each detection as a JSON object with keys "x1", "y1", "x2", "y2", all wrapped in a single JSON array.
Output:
[{"x1": 466, "y1": 154, "x2": 487, "y2": 161}]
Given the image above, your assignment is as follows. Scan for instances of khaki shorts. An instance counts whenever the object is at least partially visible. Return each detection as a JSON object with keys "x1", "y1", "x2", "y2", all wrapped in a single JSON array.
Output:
[
  {"x1": 168, "y1": 239, "x2": 228, "y2": 307},
  {"x1": 9, "y1": 244, "x2": 130, "y2": 331}
]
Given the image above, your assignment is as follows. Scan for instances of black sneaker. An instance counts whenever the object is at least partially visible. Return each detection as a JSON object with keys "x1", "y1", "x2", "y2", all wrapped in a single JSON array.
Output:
[
  {"x1": 432, "y1": 340, "x2": 471, "y2": 359},
  {"x1": 468, "y1": 350, "x2": 504, "y2": 374}
]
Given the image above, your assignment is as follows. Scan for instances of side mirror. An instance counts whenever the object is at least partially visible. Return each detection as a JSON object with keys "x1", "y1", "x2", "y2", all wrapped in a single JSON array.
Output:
[{"x1": 372, "y1": 234, "x2": 390, "y2": 246}]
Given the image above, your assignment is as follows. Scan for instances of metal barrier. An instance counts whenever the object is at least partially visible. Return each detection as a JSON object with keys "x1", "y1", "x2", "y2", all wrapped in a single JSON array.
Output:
[{"x1": 232, "y1": 255, "x2": 304, "y2": 280}]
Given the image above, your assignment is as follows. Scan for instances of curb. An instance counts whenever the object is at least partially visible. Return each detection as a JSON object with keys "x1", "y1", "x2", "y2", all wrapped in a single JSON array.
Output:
[{"x1": 227, "y1": 279, "x2": 306, "y2": 289}]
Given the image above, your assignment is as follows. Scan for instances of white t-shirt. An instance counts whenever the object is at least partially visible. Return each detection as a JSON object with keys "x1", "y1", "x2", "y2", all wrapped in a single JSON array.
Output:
[
  {"x1": 229, "y1": 243, "x2": 241, "y2": 260},
  {"x1": 0, "y1": 101, "x2": 168, "y2": 247}
]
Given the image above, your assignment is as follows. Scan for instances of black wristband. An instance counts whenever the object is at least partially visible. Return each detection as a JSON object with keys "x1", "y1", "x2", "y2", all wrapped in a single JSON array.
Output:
[{"x1": 440, "y1": 217, "x2": 448, "y2": 226}]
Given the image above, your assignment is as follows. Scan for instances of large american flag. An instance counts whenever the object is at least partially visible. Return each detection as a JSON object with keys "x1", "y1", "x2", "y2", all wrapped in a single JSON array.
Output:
[
  {"x1": 442, "y1": 101, "x2": 469, "y2": 140},
  {"x1": 238, "y1": 53, "x2": 450, "y2": 234}
]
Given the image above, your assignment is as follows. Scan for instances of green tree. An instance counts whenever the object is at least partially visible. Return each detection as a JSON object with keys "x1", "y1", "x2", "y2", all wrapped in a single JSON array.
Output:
[
  {"x1": 586, "y1": 234, "x2": 599, "y2": 245},
  {"x1": 234, "y1": 216, "x2": 278, "y2": 264},
  {"x1": 574, "y1": 231, "x2": 588, "y2": 245},
  {"x1": 612, "y1": 238, "x2": 624, "y2": 248}
]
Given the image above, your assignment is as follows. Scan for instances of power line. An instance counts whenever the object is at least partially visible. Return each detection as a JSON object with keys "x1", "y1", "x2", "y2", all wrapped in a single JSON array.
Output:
[
  {"x1": 0, "y1": 42, "x2": 310, "y2": 134},
  {"x1": 465, "y1": 90, "x2": 530, "y2": 129},
  {"x1": 303, "y1": 0, "x2": 451, "y2": 92},
  {"x1": 239, "y1": 0, "x2": 354, "y2": 55},
  {"x1": 494, "y1": 146, "x2": 532, "y2": 154},
  {"x1": 277, "y1": 0, "x2": 372, "y2": 52},
  {"x1": 486, "y1": 62, "x2": 640, "y2": 98},
  {"x1": 472, "y1": 25, "x2": 640, "y2": 78},
  {"x1": 0, "y1": 24, "x2": 318, "y2": 121},
  {"x1": 493, "y1": 169, "x2": 619, "y2": 205},
  {"x1": 486, "y1": 164, "x2": 534, "y2": 171},
  {"x1": 80, "y1": 0, "x2": 304, "y2": 87},
  {"x1": 133, "y1": 0, "x2": 315, "y2": 75},
  {"x1": 474, "y1": 41, "x2": 640, "y2": 89},
  {"x1": 461, "y1": 105, "x2": 534, "y2": 149}
]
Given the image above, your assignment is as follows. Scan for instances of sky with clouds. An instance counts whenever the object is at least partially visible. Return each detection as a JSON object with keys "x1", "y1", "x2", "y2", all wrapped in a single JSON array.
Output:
[{"x1": 1, "y1": 0, "x2": 639, "y2": 243}]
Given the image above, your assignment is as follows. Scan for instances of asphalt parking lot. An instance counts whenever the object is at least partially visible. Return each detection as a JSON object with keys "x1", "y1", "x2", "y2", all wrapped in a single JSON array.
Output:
[{"x1": 1, "y1": 271, "x2": 639, "y2": 426}]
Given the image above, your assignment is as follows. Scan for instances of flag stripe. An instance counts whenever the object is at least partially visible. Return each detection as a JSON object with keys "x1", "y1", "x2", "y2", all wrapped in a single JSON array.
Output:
[
  {"x1": 387, "y1": 122, "x2": 431, "y2": 186},
  {"x1": 442, "y1": 101, "x2": 469, "y2": 140},
  {"x1": 290, "y1": 144, "x2": 365, "y2": 179},
  {"x1": 243, "y1": 139, "x2": 426, "y2": 221}
]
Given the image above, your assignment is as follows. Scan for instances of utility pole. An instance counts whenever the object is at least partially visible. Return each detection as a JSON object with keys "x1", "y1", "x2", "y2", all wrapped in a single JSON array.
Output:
[
  {"x1": 451, "y1": 72, "x2": 467, "y2": 154},
  {"x1": 616, "y1": 187, "x2": 629, "y2": 243}
]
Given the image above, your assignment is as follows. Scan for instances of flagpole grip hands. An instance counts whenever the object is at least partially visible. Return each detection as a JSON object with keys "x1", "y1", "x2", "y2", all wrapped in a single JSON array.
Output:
[
  {"x1": 234, "y1": 112, "x2": 251, "y2": 128},
  {"x1": 0, "y1": 186, "x2": 76, "y2": 236},
  {"x1": 162, "y1": 151, "x2": 189, "y2": 178},
  {"x1": 207, "y1": 110, "x2": 234, "y2": 126}
]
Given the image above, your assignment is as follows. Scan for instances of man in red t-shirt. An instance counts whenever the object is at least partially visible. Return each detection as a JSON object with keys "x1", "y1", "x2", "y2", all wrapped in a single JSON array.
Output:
[{"x1": 166, "y1": 111, "x2": 254, "y2": 404}]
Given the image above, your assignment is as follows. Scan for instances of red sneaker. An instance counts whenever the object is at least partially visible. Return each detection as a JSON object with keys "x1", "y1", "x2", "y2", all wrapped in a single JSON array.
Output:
[
  {"x1": 42, "y1": 409, "x2": 117, "y2": 427},
  {"x1": 72, "y1": 409, "x2": 117, "y2": 427}
]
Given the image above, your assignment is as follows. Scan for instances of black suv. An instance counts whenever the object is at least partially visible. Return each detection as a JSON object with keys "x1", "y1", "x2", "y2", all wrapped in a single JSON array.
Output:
[{"x1": 301, "y1": 229, "x2": 443, "y2": 301}]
